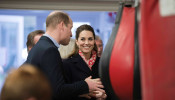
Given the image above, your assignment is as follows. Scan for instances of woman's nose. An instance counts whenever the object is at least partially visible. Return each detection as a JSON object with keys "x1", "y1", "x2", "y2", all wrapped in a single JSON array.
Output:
[{"x1": 85, "y1": 40, "x2": 89, "y2": 44}]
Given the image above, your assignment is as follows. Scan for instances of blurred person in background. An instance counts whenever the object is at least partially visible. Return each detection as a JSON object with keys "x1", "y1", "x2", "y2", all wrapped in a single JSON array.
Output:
[
  {"x1": 95, "y1": 35, "x2": 103, "y2": 57},
  {"x1": 26, "y1": 30, "x2": 44, "y2": 53},
  {"x1": 59, "y1": 38, "x2": 75, "y2": 59},
  {"x1": 0, "y1": 64, "x2": 52, "y2": 100}
]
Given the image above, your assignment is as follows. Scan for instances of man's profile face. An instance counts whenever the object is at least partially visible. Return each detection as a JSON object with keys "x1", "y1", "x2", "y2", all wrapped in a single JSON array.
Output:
[
  {"x1": 61, "y1": 19, "x2": 73, "y2": 45},
  {"x1": 95, "y1": 40, "x2": 103, "y2": 57}
]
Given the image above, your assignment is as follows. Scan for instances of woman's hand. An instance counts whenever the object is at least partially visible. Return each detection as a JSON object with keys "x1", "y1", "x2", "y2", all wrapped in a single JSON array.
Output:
[{"x1": 96, "y1": 91, "x2": 107, "y2": 100}]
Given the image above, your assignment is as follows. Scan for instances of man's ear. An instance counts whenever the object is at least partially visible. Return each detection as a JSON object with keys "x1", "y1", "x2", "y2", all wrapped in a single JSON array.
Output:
[{"x1": 58, "y1": 21, "x2": 64, "y2": 31}]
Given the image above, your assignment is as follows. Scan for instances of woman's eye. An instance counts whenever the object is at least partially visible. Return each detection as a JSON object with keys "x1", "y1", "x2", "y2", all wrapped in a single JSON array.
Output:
[
  {"x1": 81, "y1": 38, "x2": 85, "y2": 41},
  {"x1": 89, "y1": 38, "x2": 93, "y2": 41}
]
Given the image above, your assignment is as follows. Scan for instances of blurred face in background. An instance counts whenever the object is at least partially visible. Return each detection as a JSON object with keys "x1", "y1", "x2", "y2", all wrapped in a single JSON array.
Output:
[
  {"x1": 95, "y1": 39, "x2": 103, "y2": 57},
  {"x1": 34, "y1": 34, "x2": 43, "y2": 44}
]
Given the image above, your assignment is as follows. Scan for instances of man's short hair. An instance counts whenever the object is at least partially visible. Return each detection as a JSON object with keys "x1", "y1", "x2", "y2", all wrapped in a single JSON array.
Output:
[
  {"x1": 46, "y1": 11, "x2": 70, "y2": 29},
  {"x1": 26, "y1": 30, "x2": 44, "y2": 52},
  {"x1": 0, "y1": 64, "x2": 51, "y2": 100}
]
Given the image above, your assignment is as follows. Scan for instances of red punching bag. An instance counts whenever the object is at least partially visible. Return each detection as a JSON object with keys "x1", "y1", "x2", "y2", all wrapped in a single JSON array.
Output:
[
  {"x1": 99, "y1": 3, "x2": 141, "y2": 100},
  {"x1": 140, "y1": 0, "x2": 175, "y2": 100}
]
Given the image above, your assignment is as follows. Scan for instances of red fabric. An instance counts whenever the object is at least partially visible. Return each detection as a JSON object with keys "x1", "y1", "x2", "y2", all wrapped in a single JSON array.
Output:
[
  {"x1": 140, "y1": 0, "x2": 175, "y2": 100},
  {"x1": 109, "y1": 7, "x2": 135, "y2": 100},
  {"x1": 79, "y1": 50, "x2": 97, "y2": 70}
]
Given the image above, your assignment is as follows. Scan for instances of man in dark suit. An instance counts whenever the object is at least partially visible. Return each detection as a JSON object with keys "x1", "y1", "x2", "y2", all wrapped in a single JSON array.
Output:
[{"x1": 25, "y1": 11, "x2": 104, "y2": 100}]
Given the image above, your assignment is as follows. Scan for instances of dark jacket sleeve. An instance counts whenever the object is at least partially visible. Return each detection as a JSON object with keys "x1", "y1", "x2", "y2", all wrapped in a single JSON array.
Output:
[
  {"x1": 62, "y1": 60, "x2": 72, "y2": 83},
  {"x1": 40, "y1": 47, "x2": 89, "y2": 100}
]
